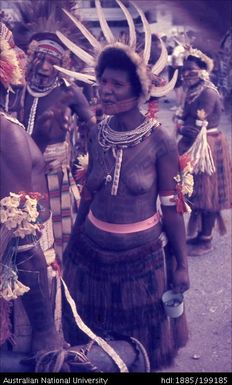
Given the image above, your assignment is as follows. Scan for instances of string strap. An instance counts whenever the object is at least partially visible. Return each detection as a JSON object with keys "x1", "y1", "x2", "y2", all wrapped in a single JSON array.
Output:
[
  {"x1": 111, "y1": 148, "x2": 123, "y2": 196},
  {"x1": 61, "y1": 278, "x2": 129, "y2": 373}
]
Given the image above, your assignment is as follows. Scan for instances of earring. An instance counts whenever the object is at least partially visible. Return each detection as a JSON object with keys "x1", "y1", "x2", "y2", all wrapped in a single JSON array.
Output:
[{"x1": 199, "y1": 70, "x2": 209, "y2": 81}]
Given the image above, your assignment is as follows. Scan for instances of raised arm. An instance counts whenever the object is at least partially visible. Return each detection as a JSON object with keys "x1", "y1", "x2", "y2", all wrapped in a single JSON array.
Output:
[
  {"x1": 35, "y1": 82, "x2": 96, "y2": 135},
  {"x1": 66, "y1": 83, "x2": 96, "y2": 128}
]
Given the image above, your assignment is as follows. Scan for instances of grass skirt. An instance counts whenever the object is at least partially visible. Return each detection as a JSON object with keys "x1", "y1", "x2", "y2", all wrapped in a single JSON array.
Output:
[
  {"x1": 63, "y1": 229, "x2": 188, "y2": 370},
  {"x1": 191, "y1": 132, "x2": 232, "y2": 211}
]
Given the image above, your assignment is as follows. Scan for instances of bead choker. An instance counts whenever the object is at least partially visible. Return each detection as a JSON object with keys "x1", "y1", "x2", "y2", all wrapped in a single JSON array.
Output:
[
  {"x1": 98, "y1": 116, "x2": 160, "y2": 196},
  {"x1": 27, "y1": 82, "x2": 59, "y2": 98},
  {"x1": 98, "y1": 116, "x2": 159, "y2": 150}
]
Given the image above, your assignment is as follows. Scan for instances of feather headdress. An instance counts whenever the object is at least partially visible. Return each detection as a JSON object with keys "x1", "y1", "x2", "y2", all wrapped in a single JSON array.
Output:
[
  {"x1": 12, "y1": 0, "x2": 87, "y2": 66},
  {"x1": 174, "y1": 33, "x2": 214, "y2": 73},
  {"x1": 55, "y1": 0, "x2": 178, "y2": 102},
  {"x1": 0, "y1": 22, "x2": 26, "y2": 88},
  {"x1": 184, "y1": 47, "x2": 214, "y2": 73}
]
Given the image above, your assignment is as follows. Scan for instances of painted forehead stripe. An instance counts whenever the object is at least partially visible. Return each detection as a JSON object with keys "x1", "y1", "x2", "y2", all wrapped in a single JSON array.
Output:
[{"x1": 36, "y1": 39, "x2": 64, "y2": 58}]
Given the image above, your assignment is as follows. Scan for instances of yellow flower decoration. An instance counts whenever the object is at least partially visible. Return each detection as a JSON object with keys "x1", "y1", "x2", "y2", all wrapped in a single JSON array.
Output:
[
  {"x1": 0, "y1": 192, "x2": 41, "y2": 238},
  {"x1": 0, "y1": 191, "x2": 44, "y2": 301},
  {"x1": 197, "y1": 109, "x2": 207, "y2": 121}
]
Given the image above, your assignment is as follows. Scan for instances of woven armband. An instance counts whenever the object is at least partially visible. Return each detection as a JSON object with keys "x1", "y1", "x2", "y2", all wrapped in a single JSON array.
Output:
[
  {"x1": 195, "y1": 119, "x2": 204, "y2": 127},
  {"x1": 159, "y1": 193, "x2": 177, "y2": 206}
]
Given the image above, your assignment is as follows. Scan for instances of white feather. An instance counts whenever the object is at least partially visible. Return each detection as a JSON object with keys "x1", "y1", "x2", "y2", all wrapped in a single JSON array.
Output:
[
  {"x1": 54, "y1": 65, "x2": 96, "y2": 85},
  {"x1": 151, "y1": 39, "x2": 168, "y2": 75},
  {"x1": 95, "y1": 0, "x2": 115, "y2": 43},
  {"x1": 116, "y1": 0, "x2": 136, "y2": 48},
  {"x1": 62, "y1": 8, "x2": 101, "y2": 50},
  {"x1": 56, "y1": 31, "x2": 95, "y2": 66},
  {"x1": 150, "y1": 70, "x2": 178, "y2": 97},
  {"x1": 130, "y1": 0, "x2": 151, "y2": 64}
]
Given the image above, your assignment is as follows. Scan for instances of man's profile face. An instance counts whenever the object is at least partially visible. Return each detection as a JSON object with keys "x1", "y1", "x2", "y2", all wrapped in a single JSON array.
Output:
[{"x1": 28, "y1": 51, "x2": 61, "y2": 91}]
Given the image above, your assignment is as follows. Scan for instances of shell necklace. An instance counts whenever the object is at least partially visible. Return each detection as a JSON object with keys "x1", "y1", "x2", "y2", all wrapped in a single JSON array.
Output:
[
  {"x1": 185, "y1": 81, "x2": 205, "y2": 104},
  {"x1": 26, "y1": 81, "x2": 59, "y2": 135},
  {"x1": 98, "y1": 116, "x2": 160, "y2": 195}
]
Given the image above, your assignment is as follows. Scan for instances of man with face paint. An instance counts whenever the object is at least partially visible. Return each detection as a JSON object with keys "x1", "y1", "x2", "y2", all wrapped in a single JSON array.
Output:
[
  {"x1": 176, "y1": 49, "x2": 232, "y2": 255},
  {"x1": 12, "y1": 30, "x2": 96, "y2": 262}
]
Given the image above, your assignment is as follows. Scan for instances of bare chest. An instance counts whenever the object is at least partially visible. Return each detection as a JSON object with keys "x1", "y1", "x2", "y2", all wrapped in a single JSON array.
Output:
[{"x1": 88, "y1": 136, "x2": 159, "y2": 195}]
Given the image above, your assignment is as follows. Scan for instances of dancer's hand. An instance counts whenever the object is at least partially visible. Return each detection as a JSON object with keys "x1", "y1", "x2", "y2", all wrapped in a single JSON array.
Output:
[{"x1": 172, "y1": 266, "x2": 190, "y2": 293}]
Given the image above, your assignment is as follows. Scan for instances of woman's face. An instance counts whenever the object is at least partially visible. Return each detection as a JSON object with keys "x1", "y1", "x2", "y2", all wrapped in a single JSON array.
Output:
[
  {"x1": 98, "y1": 68, "x2": 137, "y2": 115},
  {"x1": 182, "y1": 60, "x2": 201, "y2": 87}
]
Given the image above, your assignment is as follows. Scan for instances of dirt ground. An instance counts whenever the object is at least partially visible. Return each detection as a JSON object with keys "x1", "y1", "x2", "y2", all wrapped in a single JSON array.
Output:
[{"x1": 158, "y1": 94, "x2": 232, "y2": 374}]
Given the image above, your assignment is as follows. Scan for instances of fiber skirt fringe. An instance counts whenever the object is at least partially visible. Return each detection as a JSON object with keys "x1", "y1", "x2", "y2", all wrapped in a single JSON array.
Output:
[
  {"x1": 63, "y1": 230, "x2": 188, "y2": 370},
  {"x1": 191, "y1": 132, "x2": 232, "y2": 211}
]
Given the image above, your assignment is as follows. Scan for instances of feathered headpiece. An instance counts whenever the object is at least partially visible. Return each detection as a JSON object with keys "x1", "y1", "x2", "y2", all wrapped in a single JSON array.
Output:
[
  {"x1": 12, "y1": 0, "x2": 86, "y2": 67},
  {"x1": 0, "y1": 22, "x2": 26, "y2": 88},
  {"x1": 174, "y1": 33, "x2": 214, "y2": 74},
  {"x1": 54, "y1": 0, "x2": 178, "y2": 102},
  {"x1": 184, "y1": 47, "x2": 214, "y2": 73}
]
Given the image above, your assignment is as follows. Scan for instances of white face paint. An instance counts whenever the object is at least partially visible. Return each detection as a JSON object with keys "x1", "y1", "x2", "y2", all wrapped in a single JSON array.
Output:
[
  {"x1": 182, "y1": 61, "x2": 202, "y2": 87},
  {"x1": 28, "y1": 51, "x2": 61, "y2": 91}
]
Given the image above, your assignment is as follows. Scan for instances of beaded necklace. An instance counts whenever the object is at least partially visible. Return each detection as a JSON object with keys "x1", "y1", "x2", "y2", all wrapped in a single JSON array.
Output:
[
  {"x1": 185, "y1": 81, "x2": 205, "y2": 104},
  {"x1": 185, "y1": 80, "x2": 220, "y2": 105},
  {"x1": 26, "y1": 81, "x2": 59, "y2": 135},
  {"x1": 98, "y1": 116, "x2": 160, "y2": 195}
]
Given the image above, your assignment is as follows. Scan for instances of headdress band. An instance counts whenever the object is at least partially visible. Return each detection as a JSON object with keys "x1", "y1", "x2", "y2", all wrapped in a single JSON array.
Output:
[{"x1": 36, "y1": 39, "x2": 65, "y2": 59}]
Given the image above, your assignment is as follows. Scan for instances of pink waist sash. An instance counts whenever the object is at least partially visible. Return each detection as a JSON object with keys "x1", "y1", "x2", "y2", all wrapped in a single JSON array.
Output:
[{"x1": 87, "y1": 210, "x2": 160, "y2": 234}]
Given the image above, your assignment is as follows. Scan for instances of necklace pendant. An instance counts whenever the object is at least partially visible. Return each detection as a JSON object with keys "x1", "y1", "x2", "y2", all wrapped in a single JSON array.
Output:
[{"x1": 105, "y1": 174, "x2": 112, "y2": 184}]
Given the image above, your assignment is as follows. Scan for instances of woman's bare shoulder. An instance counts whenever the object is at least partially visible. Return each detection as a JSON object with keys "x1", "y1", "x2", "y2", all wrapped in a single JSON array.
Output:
[
  {"x1": 0, "y1": 112, "x2": 27, "y2": 145},
  {"x1": 152, "y1": 123, "x2": 177, "y2": 151}
]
